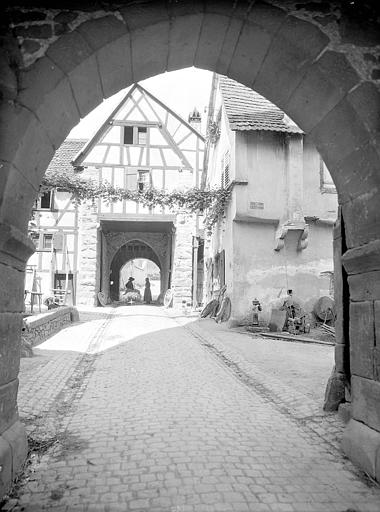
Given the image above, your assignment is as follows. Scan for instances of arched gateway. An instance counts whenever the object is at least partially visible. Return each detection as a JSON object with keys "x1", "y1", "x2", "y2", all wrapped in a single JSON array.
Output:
[{"x1": 1, "y1": 1, "x2": 379, "y2": 493}]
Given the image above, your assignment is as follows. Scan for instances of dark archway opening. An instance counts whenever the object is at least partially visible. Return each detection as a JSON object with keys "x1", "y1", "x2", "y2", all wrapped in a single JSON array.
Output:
[{"x1": 110, "y1": 240, "x2": 161, "y2": 301}]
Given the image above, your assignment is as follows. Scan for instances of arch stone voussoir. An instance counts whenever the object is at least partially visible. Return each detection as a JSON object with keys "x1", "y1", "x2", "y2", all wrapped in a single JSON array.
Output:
[
  {"x1": 252, "y1": 15, "x2": 330, "y2": 110},
  {"x1": 120, "y1": 1, "x2": 169, "y2": 31},
  {"x1": 284, "y1": 51, "x2": 361, "y2": 133},
  {"x1": 347, "y1": 82, "x2": 380, "y2": 152},
  {"x1": 226, "y1": 3, "x2": 286, "y2": 87},
  {"x1": 130, "y1": 22, "x2": 171, "y2": 83},
  {"x1": 95, "y1": 35, "x2": 133, "y2": 100},
  {"x1": 193, "y1": 13, "x2": 232, "y2": 72},
  {"x1": 342, "y1": 194, "x2": 380, "y2": 249},
  {"x1": 76, "y1": 15, "x2": 128, "y2": 51},
  {"x1": 167, "y1": 14, "x2": 204, "y2": 72},
  {"x1": 46, "y1": 31, "x2": 103, "y2": 118},
  {"x1": 310, "y1": 98, "x2": 372, "y2": 180},
  {"x1": 334, "y1": 142, "x2": 380, "y2": 204}
]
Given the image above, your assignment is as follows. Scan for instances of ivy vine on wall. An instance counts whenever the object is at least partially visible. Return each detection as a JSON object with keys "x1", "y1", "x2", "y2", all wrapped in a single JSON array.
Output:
[{"x1": 40, "y1": 172, "x2": 231, "y2": 229}]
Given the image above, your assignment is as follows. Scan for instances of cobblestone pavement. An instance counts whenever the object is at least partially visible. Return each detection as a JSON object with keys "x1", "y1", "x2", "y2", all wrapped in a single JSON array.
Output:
[
  {"x1": 179, "y1": 317, "x2": 345, "y2": 451},
  {"x1": 10, "y1": 306, "x2": 380, "y2": 511}
]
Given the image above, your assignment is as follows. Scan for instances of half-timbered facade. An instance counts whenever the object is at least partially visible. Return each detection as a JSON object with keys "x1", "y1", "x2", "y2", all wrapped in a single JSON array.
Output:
[{"x1": 27, "y1": 84, "x2": 205, "y2": 308}]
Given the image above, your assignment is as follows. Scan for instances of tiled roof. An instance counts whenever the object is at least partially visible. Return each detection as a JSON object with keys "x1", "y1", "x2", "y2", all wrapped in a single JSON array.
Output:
[
  {"x1": 47, "y1": 138, "x2": 88, "y2": 174},
  {"x1": 219, "y1": 76, "x2": 303, "y2": 133}
]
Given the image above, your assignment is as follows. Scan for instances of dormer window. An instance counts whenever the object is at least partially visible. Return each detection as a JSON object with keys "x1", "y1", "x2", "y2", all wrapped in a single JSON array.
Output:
[{"x1": 123, "y1": 125, "x2": 148, "y2": 146}]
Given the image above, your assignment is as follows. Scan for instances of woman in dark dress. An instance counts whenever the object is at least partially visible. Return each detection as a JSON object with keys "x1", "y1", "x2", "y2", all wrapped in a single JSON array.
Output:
[{"x1": 143, "y1": 278, "x2": 152, "y2": 304}]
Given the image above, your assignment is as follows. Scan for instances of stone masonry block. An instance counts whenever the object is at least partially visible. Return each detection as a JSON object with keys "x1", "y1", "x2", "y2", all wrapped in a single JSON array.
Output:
[
  {"x1": 33, "y1": 77, "x2": 80, "y2": 151},
  {"x1": 167, "y1": 14, "x2": 203, "y2": 72},
  {"x1": 227, "y1": 21, "x2": 276, "y2": 89},
  {"x1": 0, "y1": 221, "x2": 35, "y2": 270},
  {"x1": 334, "y1": 343, "x2": 345, "y2": 373},
  {"x1": 46, "y1": 30, "x2": 93, "y2": 75},
  {"x1": 1, "y1": 164, "x2": 39, "y2": 231},
  {"x1": 194, "y1": 13, "x2": 231, "y2": 72},
  {"x1": 67, "y1": 54, "x2": 104, "y2": 118},
  {"x1": 120, "y1": 1, "x2": 169, "y2": 31},
  {"x1": 131, "y1": 22, "x2": 170, "y2": 82},
  {"x1": 352, "y1": 375, "x2": 380, "y2": 432},
  {"x1": 214, "y1": 16, "x2": 245, "y2": 76},
  {"x1": 0, "y1": 262, "x2": 25, "y2": 313},
  {"x1": 0, "y1": 436, "x2": 12, "y2": 499},
  {"x1": 375, "y1": 347, "x2": 380, "y2": 382},
  {"x1": 342, "y1": 419, "x2": 380, "y2": 481},
  {"x1": 18, "y1": 56, "x2": 65, "y2": 115},
  {"x1": 2, "y1": 420, "x2": 27, "y2": 480},
  {"x1": 342, "y1": 239, "x2": 380, "y2": 275},
  {"x1": 348, "y1": 271, "x2": 380, "y2": 302},
  {"x1": 77, "y1": 15, "x2": 127, "y2": 51},
  {"x1": 342, "y1": 195, "x2": 380, "y2": 248},
  {"x1": 0, "y1": 379, "x2": 18, "y2": 435},
  {"x1": 96, "y1": 35, "x2": 133, "y2": 100},
  {"x1": 0, "y1": 313, "x2": 22, "y2": 385},
  {"x1": 334, "y1": 142, "x2": 380, "y2": 204},
  {"x1": 349, "y1": 302, "x2": 374, "y2": 379},
  {"x1": 285, "y1": 51, "x2": 361, "y2": 133},
  {"x1": 253, "y1": 14, "x2": 329, "y2": 110},
  {"x1": 347, "y1": 82, "x2": 380, "y2": 150},
  {"x1": 310, "y1": 98, "x2": 370, "y2": 176},
  {"x1": 0, "y1": 50, "x2": 18, "y2": 100}
]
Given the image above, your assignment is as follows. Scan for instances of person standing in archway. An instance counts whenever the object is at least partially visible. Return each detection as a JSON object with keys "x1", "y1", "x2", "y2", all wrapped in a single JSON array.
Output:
[{"x1": 144, "y1": 278, "x2": 152, "y2": 304}]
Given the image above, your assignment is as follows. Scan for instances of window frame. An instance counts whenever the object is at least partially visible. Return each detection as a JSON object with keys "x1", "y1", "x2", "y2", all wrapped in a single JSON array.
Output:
[
  {"x1": 34, "y1": 190, "x2": 54, "y2": 211},
  {"x1": 137, "y1": 169, "x2": 151, "y2": 193},
  {"x1": 42, "y1": 233, "x2": 54, "y2": 251},
  {"x1": 123, "y1": 125, "x2": 149, "y2": 146}
]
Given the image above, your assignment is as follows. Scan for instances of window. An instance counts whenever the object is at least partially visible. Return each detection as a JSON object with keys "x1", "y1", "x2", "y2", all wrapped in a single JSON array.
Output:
[
  {"x1": 320, "y1": 159, "x2": 336, "y2": 193},
  {"x1": 221, "y1": 150, "x2": 231, "y2": 188},
  {"x1": 137, "y1": 170, "x2": 150, "y2": 192},
  {"x1": 123, "y1": 125, "x2": 148, "y2": 145},
  {"x1": 30, "y1": 233, "x2": 40, "y2": 249},
  {"x1": 123, "y1": 126, "x2": 134, "y2": 144},
  {"x1": 35, "y1": 191, "x2": 53, "y2": 210},
  {"x1": 42, "y1": 233, "x2": 53, "y2": 250},
  {"x1": 137, "y1": 127, "x2": 147, "y2": 145}
]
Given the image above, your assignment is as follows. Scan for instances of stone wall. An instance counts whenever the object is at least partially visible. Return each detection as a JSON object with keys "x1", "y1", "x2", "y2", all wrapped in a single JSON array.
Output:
[
  {"x1": 22, "y1": 306, "x2": 79, "y2": 348},
  {"x1": 76, "y1": 201, "x2": 99, "y2": 306},
  {"x1": 172, "y1": 213, "x2": 196, "y2": 308}
]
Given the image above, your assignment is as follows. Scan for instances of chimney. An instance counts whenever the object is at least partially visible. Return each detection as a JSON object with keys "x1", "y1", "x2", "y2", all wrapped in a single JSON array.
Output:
[{"x1": 188, "y1": 107, "x2": 201, "y2": 131}]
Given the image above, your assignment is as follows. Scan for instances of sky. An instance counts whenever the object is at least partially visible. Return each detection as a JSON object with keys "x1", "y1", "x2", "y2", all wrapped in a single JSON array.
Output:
[{"x1": 68, "y1": 67, "x2": 213, "y2": 139}]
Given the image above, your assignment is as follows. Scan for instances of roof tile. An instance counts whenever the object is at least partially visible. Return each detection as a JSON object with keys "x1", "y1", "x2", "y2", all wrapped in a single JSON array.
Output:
[
  {"x1": 219, "y1": 76, "x2": 303, "y2": 133},
  {"x1": 47, "y1": 139, "x2": 88, "y2": 175}
]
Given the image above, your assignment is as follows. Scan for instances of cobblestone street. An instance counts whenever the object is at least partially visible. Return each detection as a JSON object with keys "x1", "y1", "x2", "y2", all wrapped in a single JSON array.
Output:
[{"x1": 11, "y1": 306, "x2": 380, "y2": 511}]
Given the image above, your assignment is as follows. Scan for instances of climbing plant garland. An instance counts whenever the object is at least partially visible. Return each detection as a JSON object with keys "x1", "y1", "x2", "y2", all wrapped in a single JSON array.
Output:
[{"x1": 40, "y1": 172, "x2": 231, "y2": 229}]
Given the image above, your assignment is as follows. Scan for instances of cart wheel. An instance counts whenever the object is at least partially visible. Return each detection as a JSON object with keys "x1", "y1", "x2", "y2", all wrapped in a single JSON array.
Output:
[{"x1": 163, "y1": 289, "x2": 173, "y2": 308}]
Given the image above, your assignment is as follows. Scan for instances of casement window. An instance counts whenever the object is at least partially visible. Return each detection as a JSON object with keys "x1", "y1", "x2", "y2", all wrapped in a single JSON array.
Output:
[
  {"x1": 137, "y1": 127, "x2": 147, "y2": 145},
  {"x1": 137, "y1": 170, "x2": 150, "y2": 192},
  {"x1": 35, "y1": 191, "x2": 53, "y2": 210},
  {"x1": 220, "y1": 150, "x2": 231, "y2": 189},
  {"x1": 30, "y1": 233, "x2": 40, "y2": 249},
  {"x1": 123, "y1": 125, "x2": 148, "y2": 146},
  {"x1": 42, "y1": 233, "x2": 53, "y2": 250},
  {"x1": 320, "y1": 158, "x2": 336, "y2": 194}
]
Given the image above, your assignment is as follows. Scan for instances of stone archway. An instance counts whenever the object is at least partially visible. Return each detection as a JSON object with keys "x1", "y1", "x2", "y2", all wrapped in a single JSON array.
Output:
[
  {"x1": 110, "y1": 240, "x2": 163, "y2": 301},
  {"x1": 1, "y1": 1, "x2": 380, "y2": 493}
]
